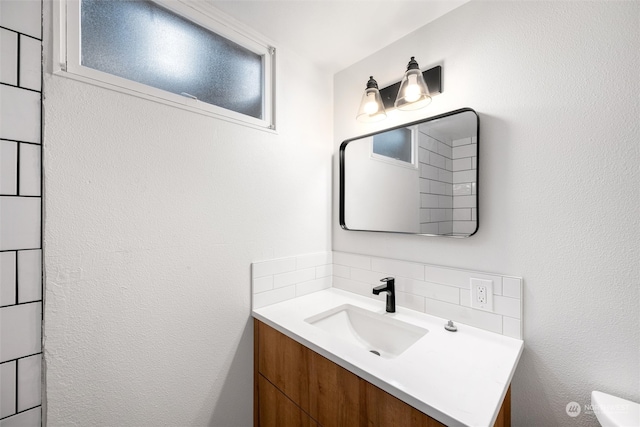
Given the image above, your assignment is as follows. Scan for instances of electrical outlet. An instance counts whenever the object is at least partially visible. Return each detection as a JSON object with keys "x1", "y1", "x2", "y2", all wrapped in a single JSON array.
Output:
[{"x1": 470, "y1": 278, "x2": 494, "y2": 311}]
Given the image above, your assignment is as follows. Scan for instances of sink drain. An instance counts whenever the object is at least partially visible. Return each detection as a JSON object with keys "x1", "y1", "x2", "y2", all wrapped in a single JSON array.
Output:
[{"x1": 369, "y1": 350, "x2": 381, "y2": 356}]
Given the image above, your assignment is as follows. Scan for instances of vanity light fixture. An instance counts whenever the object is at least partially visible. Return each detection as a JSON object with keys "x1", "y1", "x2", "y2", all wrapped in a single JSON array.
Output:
[
  {"x1": 356, "y1": 57, "x2": 442, "y2": 123},
  {"x1": 356, "y1": 76, "x2": 387, "y2": 123},
  {"x1": 394, "y1": 57, "x2": 432, "y2": 110}
]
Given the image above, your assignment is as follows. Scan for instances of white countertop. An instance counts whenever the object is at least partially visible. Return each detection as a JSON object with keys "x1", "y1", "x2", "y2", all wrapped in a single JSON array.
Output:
[{"x1": 253, "y1": 288, "x2": 523, "y2": 427}]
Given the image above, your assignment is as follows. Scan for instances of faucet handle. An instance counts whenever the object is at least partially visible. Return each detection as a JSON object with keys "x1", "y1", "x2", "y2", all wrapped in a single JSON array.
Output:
[{"x1": 380, "y1": 277, "x2": 395, "y2": 283}]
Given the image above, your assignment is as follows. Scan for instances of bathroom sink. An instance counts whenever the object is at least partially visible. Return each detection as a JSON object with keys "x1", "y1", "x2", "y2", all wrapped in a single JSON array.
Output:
[{"x1": 304, "y1": 304, "x2": 428, "y2": 358}]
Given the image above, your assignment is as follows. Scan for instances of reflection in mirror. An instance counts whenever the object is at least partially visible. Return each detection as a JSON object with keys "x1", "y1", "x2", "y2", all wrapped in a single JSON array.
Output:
[{"x1": 340, "y1": 108, "x2": 479, "y2": 237}]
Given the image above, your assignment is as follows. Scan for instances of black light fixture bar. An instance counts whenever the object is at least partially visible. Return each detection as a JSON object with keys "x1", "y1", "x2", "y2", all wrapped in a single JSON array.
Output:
[{"x1": 378, "y1": 65, "x2": 442, "y2": 110}]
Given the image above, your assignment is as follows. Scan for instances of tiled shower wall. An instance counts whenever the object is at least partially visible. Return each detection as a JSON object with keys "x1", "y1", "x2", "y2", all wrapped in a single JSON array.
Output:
[
  {"x1": 451, "y1": 136, "x2": 477, "y2": 235},
  {"x1": 252, "y1": 251, "x2": 522, "y2": 339},
  {"x1": 0, "y1": 1, "x2": 43, "y2": 425},
  {"x1": 418, "y1": 129, "x2": 478, "y2": 236},
  {"x1": 418, "y1": 128, "x2": 454, "y2": 235}
]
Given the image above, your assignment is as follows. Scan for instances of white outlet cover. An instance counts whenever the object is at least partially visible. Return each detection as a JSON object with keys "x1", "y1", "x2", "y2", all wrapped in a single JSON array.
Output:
[{"x1": 470, "y1": 278, "x2": 494, "y2": 311}]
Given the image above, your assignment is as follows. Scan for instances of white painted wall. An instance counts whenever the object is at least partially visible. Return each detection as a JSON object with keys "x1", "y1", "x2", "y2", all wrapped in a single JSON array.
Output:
[
  {"x1": 344, "y1": 136, "x2": 420, "y2": 233},
  {"x1": 334, "y1": 2, "x2": 639, "y2": 426},
  {"x1": 42, "y1": 5, "x2": 333, "y2": 426}
]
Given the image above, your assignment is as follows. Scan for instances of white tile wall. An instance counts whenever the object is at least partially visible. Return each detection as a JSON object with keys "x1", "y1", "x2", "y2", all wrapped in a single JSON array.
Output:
[
  {"x1": 17, "y1": 354, "x2": 41, "y2": 411},
  {"x1": 0, "y1": 85, "x2": 41, "y2": 144},
  {"x1": 0, "y1": 361, "x2": 16, "y2": 418},
  {"x1": 0, "y1": 7, "x2": 43, "y2": 423},
  {"x1": 0, "y1": 406, "x2": 41, "y2": 427},
  {"x1": 0, "y1": 197, "x2": 41, "y2": 250},
  {"x1": 18, "y1": 35, "x2": 41, "y2": 92},
  {"x1": 0, "y1": 29, "x2": 18, "y2": 86},
  {"x1": 0, "y1": 0, "x2": 41, "y2": 39},
  {"x1": 18, "y1": 144, "x2": 41, "y2": 196},
  {"x1": 17, "y1": 250, "x2": 41, "y2": 303},
  {"x1": 0, "y1": 252, "x2": 16, "y2": 306},
  {"x1": 252, "y1": 252, "x2": 332, "y2": 309},
  {"x1": 0, "y1": 303, "x2": 41, "y2": 363},
  {"x1": 1, "y1": 141, "x2": 17, "y2": 195},
  {"x1": 333, "y1": 251, "x2": 523, "y2": 339}
]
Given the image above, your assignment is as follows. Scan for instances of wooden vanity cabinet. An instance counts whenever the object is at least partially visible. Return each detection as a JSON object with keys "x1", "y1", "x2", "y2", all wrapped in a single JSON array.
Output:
[{"x1": 254, "y1": 319, "x2": 511, "y2": 427}]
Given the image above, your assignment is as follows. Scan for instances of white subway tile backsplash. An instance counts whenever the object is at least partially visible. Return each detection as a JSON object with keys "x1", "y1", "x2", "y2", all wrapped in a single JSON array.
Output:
[
  {"x1": 332, "y1": 264, "x2": 350, "y2": 279},
  {"x1": 296, "y1": 276, "x2": 331, "y2": 297},
  {"x1": 251, "y1": 256, "x2": 295, "y2": 278},
  {"x1": 0, "y1": 197, "x2": 40, "y2": 250},
  {"x1": 395, "y1": 291, "x2": 425, "y2": 312},
  {"x1": 333, "y1": 251, "x2": 371, "y2": 270},
  {"x1": 17, "y1": 249, "x2": 41, "y2": 303},
  {"x1": 494, "y1": 295, "x2": 521, "y2": 319},
  {"x1": 503, "y1": 277, "x2": 522, "y2": 299},
  {"x1": 0, "y1": 28, "x2": 17, "y2": 86},
  {"x1": 0, "y1": 0, "x2": 41, "y2": 39},
  {"x1": 18, "y1": 143, "x2": 40, "y2": 196},
  {"x1": 0, "y1": 302, "x2": 41, "y2": 362},
  {"x1": 315, "y1": 264, "x2": 332, "y2": 279},
  {"x1": 0, "y1": 252, "x2": 16, "y2": 306},
  {"x1": 503, "y1": 317, "x2": 522, "y2": 339},
  {"x1": 1, "y1": 141, "x2": 18, "y2": 195},
  {"x1": 0, "y1": 360, "x2": 16, "y2": 418},
  {"x1": 273, "y1": 267, "x2": 315, "y2": 289},
  {"x1": 0, "y1": 85, "x2": 41, "y2": 144},
  {"x1": 351, "y1": 267, "x2": 387, "y2": 285},
  {"x1": 425, "y1": 265, "x2": 503, "y2": 293},
  {"x1": 425, "y1": 298, "x2": 502, "y2": 334},
  {"x1": 371, "y1": 257, "x2": 424, "y2": 281},
  {"x1": 253, "y1": 285, "x2": 296, "y2": 309},
  {"x1": 252, "y1": 275, "x2": 273, "y2": 294},
  {"x1": 0, "y1": 406, "x2": 41, "y2": 427},
  {"x1": 296, "y1": 252, "x2": 331, "y2": 270},
  {"x1": 333, "y1": 276, "x2": 371, "y2": 298},
  {"x1": 396, "y1": 277, "x2": 460, "y2": 304},
  {"x1": 19, "y1": 35, "x2": 41, "y2": 92},
  {"x1": 17, "y1": 354, "x2": 41, "y2": 411},
  {"x1": 253, "y1": 252, "x2": 523, "y2": 339}
]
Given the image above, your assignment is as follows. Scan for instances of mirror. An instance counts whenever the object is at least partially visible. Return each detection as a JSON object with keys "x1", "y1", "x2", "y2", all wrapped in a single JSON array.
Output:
[{"x1": 340, "y1": 108, "x2": 479, "y2": 237}]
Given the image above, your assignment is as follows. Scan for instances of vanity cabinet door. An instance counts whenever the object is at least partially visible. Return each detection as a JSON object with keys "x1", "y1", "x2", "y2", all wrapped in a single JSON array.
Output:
[
  {"x1": 258, "y1": 374, "x2": 318, "y2": 427},
  {"x1": 363, "y1": 381, "x2": 446, "y2": 427},
  {"x1": 256, "y1": 319, "x2": 360, "y2": 426}
]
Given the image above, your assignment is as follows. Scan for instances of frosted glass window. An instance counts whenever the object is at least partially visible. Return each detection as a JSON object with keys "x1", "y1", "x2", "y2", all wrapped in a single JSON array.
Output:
[
  {"x1": 373, "y1": 128, "x2": 413, "y2": 163},
  {"x1": 80, "y1": 0, "x2": 264, "y2": 119}
]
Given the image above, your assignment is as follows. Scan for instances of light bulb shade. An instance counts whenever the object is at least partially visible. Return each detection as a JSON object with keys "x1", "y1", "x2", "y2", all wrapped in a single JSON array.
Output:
[
  {"x1": 394, "y1": 59, "x2": 431, "y2": 111},
  {"x1": 356, "y1": 77, "x2": 387, "y2": 123}
]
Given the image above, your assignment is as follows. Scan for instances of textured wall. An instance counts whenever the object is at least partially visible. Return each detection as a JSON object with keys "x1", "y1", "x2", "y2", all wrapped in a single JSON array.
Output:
[
  {"x1": 41, "y1": 4, "x2": 333, "y2": 426},
  {"x1": 334, "y1": 2, "x2": 639, "y2": 426}
]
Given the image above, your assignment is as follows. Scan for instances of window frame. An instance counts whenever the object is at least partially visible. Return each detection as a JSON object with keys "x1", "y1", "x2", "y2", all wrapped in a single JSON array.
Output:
[
  {"x1": 54, "y1": 0, "x2": 276, "y2": 131},
  {"x1": 369, "y1": 126, "x2": 418, "y2": 170}
]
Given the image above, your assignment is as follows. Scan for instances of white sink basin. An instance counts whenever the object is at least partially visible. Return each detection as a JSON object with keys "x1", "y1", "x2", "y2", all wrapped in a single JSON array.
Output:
[{"x1": 304, "y1": 304, "x2": 428, "y2": 358}]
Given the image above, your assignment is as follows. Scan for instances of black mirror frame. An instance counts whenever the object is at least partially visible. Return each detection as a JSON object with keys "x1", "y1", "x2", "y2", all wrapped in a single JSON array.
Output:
[{"x1": 339, "y1": 107, "x2": 480, "y2": 237}]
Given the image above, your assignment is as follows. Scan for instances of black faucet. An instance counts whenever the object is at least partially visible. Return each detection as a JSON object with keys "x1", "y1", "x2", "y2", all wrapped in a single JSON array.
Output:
[{"x1": 372, "y1": 277, "x2": 395, "y2": 313}]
